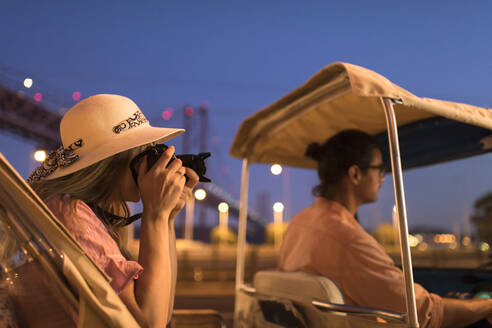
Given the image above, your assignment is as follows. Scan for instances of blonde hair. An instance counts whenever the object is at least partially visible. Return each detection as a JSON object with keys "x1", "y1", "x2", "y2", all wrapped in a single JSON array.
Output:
[{"x1": 31, "y1": 144, "x2": 151, "y2": 244}]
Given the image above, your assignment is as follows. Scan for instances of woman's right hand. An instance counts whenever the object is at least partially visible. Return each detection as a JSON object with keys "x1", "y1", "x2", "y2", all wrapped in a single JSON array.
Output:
[{"x1": 137, "y1": 145, "x2": 186, "y2": 219}]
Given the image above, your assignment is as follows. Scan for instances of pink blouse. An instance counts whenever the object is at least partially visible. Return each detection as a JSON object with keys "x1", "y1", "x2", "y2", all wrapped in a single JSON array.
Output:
[{"x1": 45, "y1": 194, "x2": 143, "y2": 294}]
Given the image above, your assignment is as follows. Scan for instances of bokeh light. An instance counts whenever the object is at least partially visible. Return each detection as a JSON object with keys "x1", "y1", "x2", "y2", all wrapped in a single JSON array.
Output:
[
  {"x1": 218, "y1": 202, "x2": 229, "y2": 213},
  {"x1": 408, "y1": 234, "x2": 419, "y2": 247},
  {"x1": 194, "y1": 188, "x2": 206, "y2": 200},
  {"x1": 72, "y1": 91, "x2": 81, "y2": 101},
  {"x1": 418, "y1": 242, "x2": 428, "y2": 251},
  {"x1": 433, "y1": 233, "x2": 456, "y2": 244},
  {"x1": 185, "y1": 106, "x2": 194, "y2": 117},
  {"x1": 270, "y1": 164, "x2": 282, "y2": 175},
  {"x1": 33, "y1": 92, "x2": 42, "y2": 102},
  {"x1": 211, "y1": 136, "x2": 220, "y2": 145},
  {"x1": 273, "y1": 202, "x2": 284, "y2": 213},
  {"x1": 33, "y1": 150, "x2": 46, "y2": 162},
  {"x1": 23, "y1": 78, "x2": 33, "y2": 88},
  {"x1": 161, "y1": 107, "x2": 174, "y2": 120},
  {"x1": 200, "y1": 101, "x2": 209, "y2": 109}
]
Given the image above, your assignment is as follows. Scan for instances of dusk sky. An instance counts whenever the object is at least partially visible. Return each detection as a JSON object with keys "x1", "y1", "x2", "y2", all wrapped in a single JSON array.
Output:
[{"x1": 1, "y1": 1, "x2": 491, "y2": 233}]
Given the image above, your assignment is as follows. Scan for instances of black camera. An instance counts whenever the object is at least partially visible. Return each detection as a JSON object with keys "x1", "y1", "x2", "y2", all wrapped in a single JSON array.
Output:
[{"x1": 130, "y1": 144, "x2": 211, "y2": 185}]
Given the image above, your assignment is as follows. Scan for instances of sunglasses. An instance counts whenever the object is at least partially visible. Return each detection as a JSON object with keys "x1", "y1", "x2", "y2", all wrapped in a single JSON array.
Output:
[{"x1": 362, "y1": 163, "x2": 386, "y2": 177}]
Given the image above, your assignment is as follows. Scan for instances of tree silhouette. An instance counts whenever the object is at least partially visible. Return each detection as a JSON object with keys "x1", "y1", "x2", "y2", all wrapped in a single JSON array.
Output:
[{"x1": 471, "y1": 192, "x2": 492, "y2": 244}]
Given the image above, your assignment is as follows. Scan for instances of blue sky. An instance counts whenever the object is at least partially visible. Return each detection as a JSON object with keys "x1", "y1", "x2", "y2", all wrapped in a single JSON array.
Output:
[{"x1": 1, "y1": 1, "x2": 491, "y2": 233}]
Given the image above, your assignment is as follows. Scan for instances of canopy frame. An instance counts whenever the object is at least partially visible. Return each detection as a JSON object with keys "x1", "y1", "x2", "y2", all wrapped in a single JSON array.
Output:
[
  {"x1": 235, "y1": 159, "x2": 249, "y2": 292},
  {"x1": 233, "y1": 97, "x2": 420, "y2": 328},
  {"x1": 382, "y1": 97, "x2": 419, "y2": 328}
]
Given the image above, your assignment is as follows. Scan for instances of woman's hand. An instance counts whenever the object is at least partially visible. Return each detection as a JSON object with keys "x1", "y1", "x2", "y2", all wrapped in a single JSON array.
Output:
[
  {"x1": 169, "y1": 167, "x2": 199, "y2": 221},
  {"x1": 137, "y1": 146, "x2": 186, "y2": 219}
]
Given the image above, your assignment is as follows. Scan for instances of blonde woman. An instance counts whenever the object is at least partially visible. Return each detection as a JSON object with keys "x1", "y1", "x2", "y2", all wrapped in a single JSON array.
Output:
[{"x1": 28, "y1": 94, "x2": 198, "y2": 328}]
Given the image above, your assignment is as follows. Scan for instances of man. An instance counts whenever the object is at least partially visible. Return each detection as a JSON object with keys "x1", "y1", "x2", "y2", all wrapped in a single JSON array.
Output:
[{"x1": 278, "y1": 129, "x2": 492, "y2": 328}]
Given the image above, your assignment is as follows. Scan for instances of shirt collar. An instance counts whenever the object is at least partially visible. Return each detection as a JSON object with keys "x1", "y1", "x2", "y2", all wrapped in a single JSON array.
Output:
[{"x1": 314, "y1": 197, "x2": 360, "y2": 227}]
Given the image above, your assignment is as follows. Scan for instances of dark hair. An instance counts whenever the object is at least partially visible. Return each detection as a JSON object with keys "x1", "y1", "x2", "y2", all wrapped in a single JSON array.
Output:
[{"x1": 305, "y1": 129, "x2": 380, "y2": 197}]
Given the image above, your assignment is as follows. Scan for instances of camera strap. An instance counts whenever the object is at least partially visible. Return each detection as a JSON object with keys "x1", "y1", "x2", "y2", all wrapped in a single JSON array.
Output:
[{"x1": 86, "y1": 202, "x2": 142, "y2": 227}]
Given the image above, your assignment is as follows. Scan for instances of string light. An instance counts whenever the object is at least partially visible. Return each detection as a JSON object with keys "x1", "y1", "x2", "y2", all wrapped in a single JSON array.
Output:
[
  {"x1": 161, "y1": 108, "x2": 173, "y2": 120},
  {"x1": 271, "y1": 164, "x2": 282, "y2": 175},
  {"x1": 72, "y1": 91, "x2": 81, "y2": 101},
  {"x1": 33, "y1": 93, "x2": 42, "y2": 102},
  {"x1": 23, "y1": 78, "x2": 33, "y2": 88},
  {"x1": 185, "y1": 106, "x2": 194, "y2": 117},
  {"x1": 33, "y1": 150, "x2": 46, "y2": 162}
]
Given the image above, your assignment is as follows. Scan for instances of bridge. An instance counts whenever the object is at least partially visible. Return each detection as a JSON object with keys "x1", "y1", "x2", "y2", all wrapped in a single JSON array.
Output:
[{"x1": 0, "y1": 82, "x2": 266, "y2": 234}]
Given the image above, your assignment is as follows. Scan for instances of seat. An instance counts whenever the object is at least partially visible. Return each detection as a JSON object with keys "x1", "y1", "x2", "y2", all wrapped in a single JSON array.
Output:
[{"x1": 247, "y1": 270, "x2": 408, "y2": 328}]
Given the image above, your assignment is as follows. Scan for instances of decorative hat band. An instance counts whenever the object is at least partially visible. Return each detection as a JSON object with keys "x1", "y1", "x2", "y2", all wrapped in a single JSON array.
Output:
[
  {"x1": 27, "y1": 139, "x2": 83, "y2": 184},
  {"x1": 112, "y1": 110, "x2": 148, "y2": 134}
]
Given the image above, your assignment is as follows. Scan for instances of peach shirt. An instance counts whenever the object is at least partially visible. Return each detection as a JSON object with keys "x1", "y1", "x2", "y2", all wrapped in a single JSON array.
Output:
[
  {"x1": 45, "y1": 194, "x2": 143, "y2": 294},
  {"x1": 278, "y1": 197, "x2": 443, "y2": 328}
]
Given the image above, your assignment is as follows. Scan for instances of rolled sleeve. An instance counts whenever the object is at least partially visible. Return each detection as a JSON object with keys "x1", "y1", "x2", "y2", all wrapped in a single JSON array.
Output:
[
  {"x1": 343, "y1": 235, "x2": 443, "y2": 328},
  {"x1": 106, "y1": 256, "x2": 143, "y2": 293}
]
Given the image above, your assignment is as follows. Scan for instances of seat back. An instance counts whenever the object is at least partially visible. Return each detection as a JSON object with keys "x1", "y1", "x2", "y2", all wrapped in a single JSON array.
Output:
[
  {"x1": 254, "y1": 270, "x2": 344, "y2": 306},
  {"x1": 251, "y1": 270, "x2": 408, "y2": 328}
]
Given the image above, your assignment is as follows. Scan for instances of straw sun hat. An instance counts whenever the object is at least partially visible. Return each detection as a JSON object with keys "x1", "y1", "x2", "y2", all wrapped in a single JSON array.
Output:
[{"x1": 27, "y1": 94, "x2": 184, "y2": 183}]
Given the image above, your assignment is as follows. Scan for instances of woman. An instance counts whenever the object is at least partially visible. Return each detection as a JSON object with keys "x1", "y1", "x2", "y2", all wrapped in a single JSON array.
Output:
[{"x1": 28, "y1": 94, "x2": 197, "y2": 327}]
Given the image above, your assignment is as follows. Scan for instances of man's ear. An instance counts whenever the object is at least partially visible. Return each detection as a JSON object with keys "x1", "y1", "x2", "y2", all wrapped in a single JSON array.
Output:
[{"x1": 347, "y1": 165, "x2": 361, "y2": 185}]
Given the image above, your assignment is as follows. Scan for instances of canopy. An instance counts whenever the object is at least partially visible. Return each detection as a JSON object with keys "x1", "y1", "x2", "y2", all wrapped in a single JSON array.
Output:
[{"x1": 230, "y1": 62, "x2": 492, "y2": 169}]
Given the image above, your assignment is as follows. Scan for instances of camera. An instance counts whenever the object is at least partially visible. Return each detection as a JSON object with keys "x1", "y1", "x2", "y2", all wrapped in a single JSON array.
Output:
[{"x1": 130, "y1": 144, "x2": 211, "y2": 185}]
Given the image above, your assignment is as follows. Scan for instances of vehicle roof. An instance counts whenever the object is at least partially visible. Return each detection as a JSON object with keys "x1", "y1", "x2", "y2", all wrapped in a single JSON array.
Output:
[{"x1": 230, "y1": 62, "x2": 492, "y2": 169}]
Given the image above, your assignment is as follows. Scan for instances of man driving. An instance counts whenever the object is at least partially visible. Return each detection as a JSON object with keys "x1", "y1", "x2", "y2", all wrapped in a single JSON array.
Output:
[{"x1": 278, "y1": 129, "x2": 492, "y2": 328}]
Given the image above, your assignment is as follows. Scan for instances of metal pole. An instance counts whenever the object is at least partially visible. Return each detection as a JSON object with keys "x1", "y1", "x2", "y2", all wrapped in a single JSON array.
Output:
[
  {"x1": 382, "y1": 98, "x2": 419, "y2": 328},
  {"x1": 235, "y1": 159, "x2": 249, "y2": 291},
  {"x1": 184, "y1": 195, "x2": 195, "y2": 240},
  {"x1": 182, "y1": 106, "x2": 191, "y2": 153},
  {"x1": 198, "y1": 104, "x2": 208, "y2": 241}
]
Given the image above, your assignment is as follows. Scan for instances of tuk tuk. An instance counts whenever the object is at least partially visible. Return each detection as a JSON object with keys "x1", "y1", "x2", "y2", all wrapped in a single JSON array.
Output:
[
  {"x1": 0, "y1": 155, "x2": 227, "y2": 327},
  {"x1": 230, "y1": 62, "x2": 492, "y2": 327},
  {"x1": 0, "y1": 153, "x2": 140, "y2": 327}
]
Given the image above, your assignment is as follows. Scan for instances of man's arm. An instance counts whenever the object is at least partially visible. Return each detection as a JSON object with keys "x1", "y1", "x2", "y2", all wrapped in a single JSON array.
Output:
[{"x1": 442, "y1": 297, "x2": 492, "y2": 328}]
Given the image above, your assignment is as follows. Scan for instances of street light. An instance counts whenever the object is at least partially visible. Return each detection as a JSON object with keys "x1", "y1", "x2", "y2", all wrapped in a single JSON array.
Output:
[
  {"x1": 270, "y1": 164, "x2": 282, "y2": 175},
  {"x1": 218, "y1": 202, "x2": 229, "y2": 213},
  {"x1": 273, "y1": 202, "x2": 284, "y2": 213},
  {"x1": 33, "y1": 150, "x2": 46, "y2": 162},
  {"x1": 273, "y1": 202, "x2": 284, "y2": 249},
  {"x1": 194, "y1": 188, "x2": 206, "y2": 200},
  {"x1": 218, "y1": 202, "x2": 229, "y2": 228}
]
